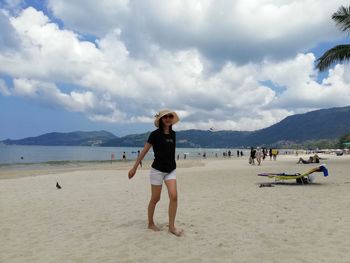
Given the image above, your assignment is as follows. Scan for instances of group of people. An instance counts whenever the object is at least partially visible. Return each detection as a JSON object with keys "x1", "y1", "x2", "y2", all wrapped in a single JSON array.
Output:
[
  {"x1": 249, "y1": 147, "x2": 278, "y2": 165},
  {"x1": 177, "y1": 150, "x2": 243, "y2": 160},
  {"x1": 223, "y1": 150, "x2": 243, "y2": 157},
  {"x1": 111, "y1": 150, "x2": 141, "y2": 164},
  {"x1": 248, "y1": 147, "x2": 324, "y2": 166}
]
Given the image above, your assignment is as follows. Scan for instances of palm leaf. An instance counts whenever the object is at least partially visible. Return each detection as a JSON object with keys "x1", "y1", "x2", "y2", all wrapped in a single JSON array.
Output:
[
  {"x1": 315, "y1": 44, "x2": 350, "y2": 71},
  {"x1": 332, "y1": 5, "x2": 350, "y2": 32}
]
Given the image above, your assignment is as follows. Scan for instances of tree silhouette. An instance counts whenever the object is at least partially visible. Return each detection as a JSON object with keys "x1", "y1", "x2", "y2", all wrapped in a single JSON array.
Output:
[{"x1": 316, "y1": 5, "x2": 350, "y2": 71}]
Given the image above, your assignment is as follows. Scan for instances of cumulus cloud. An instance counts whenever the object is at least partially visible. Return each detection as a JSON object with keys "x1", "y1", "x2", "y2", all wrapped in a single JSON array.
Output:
[
  {"x1": 262, "y1": 53, "x2": 350, "y2": 110},
  {"x1": 11, "y1": 78, "x2": 126, "y2": 121},
  {"x1": 47, "y1": 0, "x2": 129, "y2": 37},
  {"x1": 1, "y1": 2, "x2": 350, "y2": 132},
  {"x1": 47, "y1": 0, "x2": 345, "y2": 63}
]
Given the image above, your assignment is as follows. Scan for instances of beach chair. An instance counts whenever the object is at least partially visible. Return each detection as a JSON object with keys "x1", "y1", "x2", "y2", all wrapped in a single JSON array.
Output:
[{"x1": 258, "y1": 164, "x2": 328, "y2": 184}]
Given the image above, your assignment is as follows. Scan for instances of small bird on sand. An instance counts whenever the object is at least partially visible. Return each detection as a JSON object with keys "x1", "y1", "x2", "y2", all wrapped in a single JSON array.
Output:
[
  {"x1": 56, "y1": 182, "x2": 62, "y2": 189},
  {"x1": 259, "y1": 183, "x2": 274, "y2": 188}
]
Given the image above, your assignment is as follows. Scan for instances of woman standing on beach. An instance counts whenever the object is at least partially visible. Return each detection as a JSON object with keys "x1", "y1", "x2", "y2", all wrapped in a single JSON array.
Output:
[{"x1": 128, "y1": 109, "x2": 183, "y2": 236}]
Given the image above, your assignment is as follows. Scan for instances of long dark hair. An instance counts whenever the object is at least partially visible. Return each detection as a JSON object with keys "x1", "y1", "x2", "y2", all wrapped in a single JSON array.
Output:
[{"x1": 159, "y1": 117, "x2": 173, "y2": 133}]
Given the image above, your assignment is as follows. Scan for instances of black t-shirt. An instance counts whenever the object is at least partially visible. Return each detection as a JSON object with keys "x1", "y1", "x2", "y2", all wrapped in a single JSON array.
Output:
[
  {"x1": 147, "y1": 129, "x2": 176, "y2": 173},
  {"x1": 250, "y1": 149, "x2": 256, "y2": 158}
]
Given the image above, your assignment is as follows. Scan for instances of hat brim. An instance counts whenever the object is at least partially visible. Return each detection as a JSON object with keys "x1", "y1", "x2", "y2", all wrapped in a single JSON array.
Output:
[{"x1": 154, "y1": 111, "x2": 179, "y2": 127}]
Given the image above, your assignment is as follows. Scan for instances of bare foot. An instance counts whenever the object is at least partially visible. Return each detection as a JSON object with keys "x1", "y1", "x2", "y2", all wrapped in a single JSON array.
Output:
[
  {"x1": 148, "y1": 224, "x2": 160, "y2": 232},
  {"x1": 169, "y1": 227, "x2": 183, "y2": 237}
]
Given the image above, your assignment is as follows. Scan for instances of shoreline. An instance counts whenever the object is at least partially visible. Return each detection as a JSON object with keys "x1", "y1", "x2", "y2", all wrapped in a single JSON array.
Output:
[
  {"x1": 0, "y1": 153, "x2": 346, "y2": 180},
  {"x1": 0, "y1": 154, "x2": 350, "y2": 180},
  {"x1": 0, "y1": 159, "x2": 207, "y2": 180}
]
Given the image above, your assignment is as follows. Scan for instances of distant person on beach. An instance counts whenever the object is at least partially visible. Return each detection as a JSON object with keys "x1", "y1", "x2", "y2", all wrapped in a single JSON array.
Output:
[
  {"x1": 269, "y1": 148, "x2": 273, "y2": 160},
  {"x1": 128, "y1": 109, "x2": 183, "y2": 236},
  {"x1": 137, "y1": 150, "x2": 142, "y2": 167},
  {"x1": 297, "y1": 154, "x2": 321, "y2": 164},
  {"x1": 122, "y1": 152, "x2": 126, "y2": 161},
  {"x1": 111, "y1": 153, "x2": 115, "y2": 164},
  {"x1": 271, "y1": 149, "x2": 278, "y2": 160},
  {"x1": 255, "y1": 147, "x2": 263, "y2": 165},
  {"x1": 249, "y1": 147, "x2": 256, "y2": 165},
  {"x1": 262, "y1": 148, "x2": 267, "y2": 160},
  {"x1": 237, "y1": 150, "x2": 240, "y2": 157}
]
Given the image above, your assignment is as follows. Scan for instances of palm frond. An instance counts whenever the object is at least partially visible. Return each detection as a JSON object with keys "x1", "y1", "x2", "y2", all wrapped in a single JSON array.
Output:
[
  {"x1": 332, "y1": 5, "x2": 350, "y2": 32},
  {"x1": 315, "y1": 44, "x2": 350, "y2": 71}
]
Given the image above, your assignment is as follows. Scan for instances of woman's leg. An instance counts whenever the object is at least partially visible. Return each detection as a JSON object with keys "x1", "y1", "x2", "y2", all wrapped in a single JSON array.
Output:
[
  {"x1": 148, "y1": 185, "x2": 162, "y2": 231},
  {"x1": 164, "y1": 179, "x2": 183, "y2": 236}
]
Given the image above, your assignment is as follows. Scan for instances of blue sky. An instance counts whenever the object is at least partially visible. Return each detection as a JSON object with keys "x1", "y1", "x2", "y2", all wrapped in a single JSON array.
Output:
[{"x1": 1, "y1": 0, "x2": 350, "y2": 140}]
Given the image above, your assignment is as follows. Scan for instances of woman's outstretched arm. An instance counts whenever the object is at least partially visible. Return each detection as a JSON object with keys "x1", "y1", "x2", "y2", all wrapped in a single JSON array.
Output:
[{"x1": 128, "y1": 142, "x2": 152, "y2": 179}]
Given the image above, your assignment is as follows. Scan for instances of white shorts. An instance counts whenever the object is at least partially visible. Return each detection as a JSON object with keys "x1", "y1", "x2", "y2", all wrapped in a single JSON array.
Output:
[{"x1": 149, "y1": 168, "x2": 176, "y2": 185}]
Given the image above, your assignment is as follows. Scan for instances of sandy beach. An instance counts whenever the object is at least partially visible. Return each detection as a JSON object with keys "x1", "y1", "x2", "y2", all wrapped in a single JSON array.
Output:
[{"x1": 1, "y1": 154, "x2": 350, "y2": 263}]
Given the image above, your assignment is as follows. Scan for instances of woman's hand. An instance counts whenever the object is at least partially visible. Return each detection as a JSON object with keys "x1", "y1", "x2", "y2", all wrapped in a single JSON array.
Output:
[
  {"x1": 127, "y1": 142, "x2": 152, "y2": 180},
  {"x1": 128, "y1": 167, "x2": 136, "y2": 179}
]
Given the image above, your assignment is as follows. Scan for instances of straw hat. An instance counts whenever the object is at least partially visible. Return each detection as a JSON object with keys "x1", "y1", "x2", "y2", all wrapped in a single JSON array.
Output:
[{"x1": 154, "y1": 109, "x2": 180, "y2": 127}]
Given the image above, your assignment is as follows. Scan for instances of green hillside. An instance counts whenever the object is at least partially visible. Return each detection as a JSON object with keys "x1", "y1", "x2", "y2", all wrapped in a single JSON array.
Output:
[{"x1": 2, "y1": 106, "x2": 350, "y2": 148}]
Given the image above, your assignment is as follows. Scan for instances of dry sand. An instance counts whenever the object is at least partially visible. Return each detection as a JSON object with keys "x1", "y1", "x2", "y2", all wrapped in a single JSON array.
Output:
[{"x1": 1, "y1": 154, "x2": 350, "y2": 263}]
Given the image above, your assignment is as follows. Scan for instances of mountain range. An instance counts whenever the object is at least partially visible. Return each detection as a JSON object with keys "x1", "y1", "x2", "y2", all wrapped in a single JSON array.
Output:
[{"x1": 2, "y1": 106, "x2": 350, "y2": 148}]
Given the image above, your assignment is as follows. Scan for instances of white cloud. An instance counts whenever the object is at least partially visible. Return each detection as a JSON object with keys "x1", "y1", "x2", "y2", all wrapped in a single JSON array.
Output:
[
  {"x1": 12, "y1": 78, "x2": 94, "y2": 111},
  {"x1": 47, "y1": 0, "x2": 346, "y2": 62},
  {"x1": 261, "y1": 53, "x2": 350, "y2": 110},
  {"x1": 47, "y1": 0, "x2": 129, "y2": 37},
  {"x1": 1, "y1": 3, "x2": 350, "y2": 132},
  {"x1": 11, "y1": 78, "x2": 127, "y2": 121}
]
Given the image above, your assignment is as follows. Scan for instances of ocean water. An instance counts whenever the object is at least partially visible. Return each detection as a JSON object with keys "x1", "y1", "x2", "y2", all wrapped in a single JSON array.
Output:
[{"x1": 0, "y1": 145, "x2": 246, "y2": 165}]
